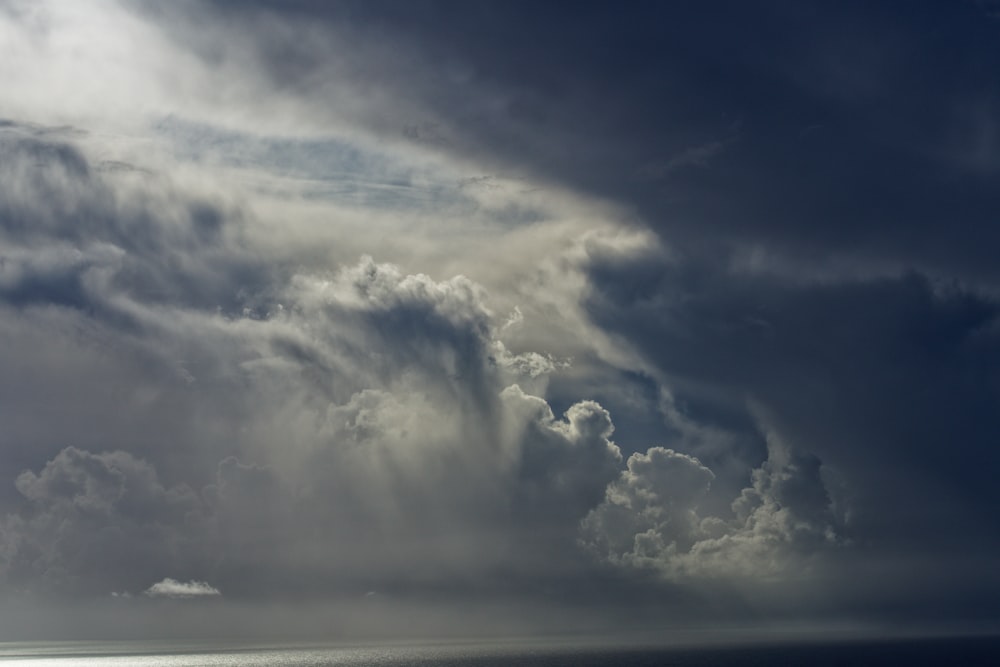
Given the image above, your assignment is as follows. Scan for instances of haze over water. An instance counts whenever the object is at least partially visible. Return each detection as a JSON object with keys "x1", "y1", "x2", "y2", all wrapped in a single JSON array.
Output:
[{"x1": 2, "y1": 637, "x2": 1000, "y2": 666}]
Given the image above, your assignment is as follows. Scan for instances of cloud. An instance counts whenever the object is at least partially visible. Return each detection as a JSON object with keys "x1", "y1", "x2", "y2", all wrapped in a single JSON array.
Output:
[
  {"x1": 0, "y1": 125, "x2": 620, "y2": 600},
  {"x1": 3, "y1": 447, "x2": 207, "y2": 597},
  {"x1": 581, "y1": 433, "x2": 844, "y2": 582},
  {"x1": 1, "y1": 0, "x2": 998, "y2": 637},
  {"x1": 0, "y1": 130, "x2": 631, "y2": 601},
  {"x1": 144, "y1": 578, "x2": 221, "y2": 599},
  {"x1": 0, "y1": 117, "x2": 992, "y2": 622},
  {"x1": 576, "y1": 232, "x2": 1000, "y2": 617},
  {"x1": 0, "y1": 125, "x2": 266, "y2": 318},
  {"x1": 580, "y1": 447, "x2": 713, "y2": 569}
]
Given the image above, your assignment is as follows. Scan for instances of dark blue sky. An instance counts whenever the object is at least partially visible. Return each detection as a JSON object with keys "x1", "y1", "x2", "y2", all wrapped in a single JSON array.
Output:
[{"x1": 319, "y1": 0, "x2": 1000, "y2": 274}]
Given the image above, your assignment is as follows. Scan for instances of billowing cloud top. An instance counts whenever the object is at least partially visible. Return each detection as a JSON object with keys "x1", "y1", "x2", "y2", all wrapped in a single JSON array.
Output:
[{"x1": 0, "y1": 0, "x2": 998, "y2": 643}]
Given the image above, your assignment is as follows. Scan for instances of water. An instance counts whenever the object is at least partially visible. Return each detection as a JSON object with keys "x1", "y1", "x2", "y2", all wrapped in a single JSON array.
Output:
[{"x1": 0, "y1": 636, "x2": 997, "y2": 666}]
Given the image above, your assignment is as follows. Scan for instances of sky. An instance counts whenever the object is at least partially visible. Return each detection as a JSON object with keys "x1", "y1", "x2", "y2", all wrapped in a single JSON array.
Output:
[{"x1": 0, "y1": 0, "x2": 999, "y2": 643}]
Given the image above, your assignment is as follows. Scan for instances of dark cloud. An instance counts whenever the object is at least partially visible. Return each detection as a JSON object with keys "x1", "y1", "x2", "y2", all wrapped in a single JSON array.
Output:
[
  {"x1": 2, "y1": 0, "x2": 998, "y2": 639},
  {"x1": 580, "y1": 238, "x2": 1000, "y2": 619},
  {"x1": 177, "y1": 1, "x2": 1000, "y2": 283},
  {"x1": 0, "y1": 128, "x2": 267, "y2": 315}
]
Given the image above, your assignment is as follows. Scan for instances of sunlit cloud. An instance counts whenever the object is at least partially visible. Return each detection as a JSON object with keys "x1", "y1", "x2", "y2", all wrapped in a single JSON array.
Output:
[
  {"x1": 0, "y1": 0, "x2": 998, "y2": 643},
  {"x1": 144, "y1": 579, "x2": 221, "y2": 599}
]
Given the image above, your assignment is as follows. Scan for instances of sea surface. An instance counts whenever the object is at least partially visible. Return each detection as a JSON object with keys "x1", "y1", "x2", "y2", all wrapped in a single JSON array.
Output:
[{"x1": 0, "y1": 636, "x2": 997, "y2": 666}]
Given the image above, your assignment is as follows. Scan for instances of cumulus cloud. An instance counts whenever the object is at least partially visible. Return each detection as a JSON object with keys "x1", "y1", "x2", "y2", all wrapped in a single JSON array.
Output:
[
  {"x1": 581, "y1": 435, "x2": 845, "y2": 582},
  {"x1": 0, "y1": 121, "x2": 622, "y2": 597},
  {"x1": 502, "y1": 385, "x2": 623, "y2": 517},
  {"x1": 0, "y1": 115, "x2": 985, "y2": 621},
  {"x1": 144, "y1": 578, "x2": 220, "y2": 599},
  {"x1": 0, "y1": 122, "x2": 635, "y2": 600},
  {"x1": 3, "y1": 448, "x2": 207, "y2": 597}
]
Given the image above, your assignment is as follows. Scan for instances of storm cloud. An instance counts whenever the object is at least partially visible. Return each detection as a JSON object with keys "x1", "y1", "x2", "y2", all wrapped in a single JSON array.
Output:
[{"x1": 0, "y1": 0, "x2": 998, "y2": 642}]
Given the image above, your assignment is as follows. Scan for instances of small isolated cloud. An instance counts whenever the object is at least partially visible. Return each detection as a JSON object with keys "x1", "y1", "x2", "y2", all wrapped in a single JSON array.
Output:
[{"x1": 144, "y1": 578, "x2": 221, "y2": 599}]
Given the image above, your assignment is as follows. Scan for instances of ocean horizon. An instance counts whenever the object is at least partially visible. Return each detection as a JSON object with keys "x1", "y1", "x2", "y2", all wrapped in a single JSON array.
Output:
[{"x1": 0, "y1": 635, "x2": 998, "y2": 666}]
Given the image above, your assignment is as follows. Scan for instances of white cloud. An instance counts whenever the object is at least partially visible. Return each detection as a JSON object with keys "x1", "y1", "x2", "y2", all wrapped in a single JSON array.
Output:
[
  {"x1": 144, "y1": 578, "x2": 221, "y2": 599},
  {"x1": 581, "y1": 429, "x2": 846, "y2": 582}
]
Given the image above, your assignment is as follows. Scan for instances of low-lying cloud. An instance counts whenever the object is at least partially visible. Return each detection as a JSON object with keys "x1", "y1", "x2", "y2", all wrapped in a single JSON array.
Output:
[{"x1": 144, "y1": 578, "x2": 221, "y2": 599}]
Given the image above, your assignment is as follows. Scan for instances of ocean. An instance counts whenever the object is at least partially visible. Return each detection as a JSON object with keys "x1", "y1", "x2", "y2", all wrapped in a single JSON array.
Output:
[{"x1": 0, "y1": 636, "x2": 998, "y2": 666}]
